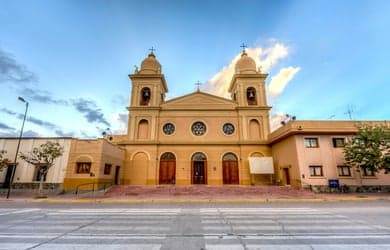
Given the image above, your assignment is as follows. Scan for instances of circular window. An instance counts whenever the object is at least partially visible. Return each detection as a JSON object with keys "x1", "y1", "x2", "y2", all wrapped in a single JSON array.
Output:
[
  {"x1": 223, "y1": 123, "x2": 235, "y2": 135},
  {"x1": 163, "y1": 123, "x2": 175, "y2": 135},
  {"x1": 191, "y1": 121, "x2": 206, "y2": 136}
]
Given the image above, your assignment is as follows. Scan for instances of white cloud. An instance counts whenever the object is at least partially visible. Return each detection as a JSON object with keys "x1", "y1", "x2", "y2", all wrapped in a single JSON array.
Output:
[
  {"x1": 270, "y1": 113, "x2": 287, "y2": 131},
  {"x1": 111, "y1": 112, "x2": 128, "y2": 134},
  {"x1": 204, "y1": 43, "x2": 290, "y2": 98},
  {"x1": 202, "y1": 42, "x2": 300, "y2": 132},
  {"x1": 268, "y1": 66, "x2": 301, "y2": 98}
]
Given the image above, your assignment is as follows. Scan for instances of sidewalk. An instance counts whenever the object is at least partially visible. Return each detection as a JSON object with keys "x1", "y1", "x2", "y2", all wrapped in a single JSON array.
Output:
[{"x1": 1, "y1": 185, "x2": 390, "y2": 203}]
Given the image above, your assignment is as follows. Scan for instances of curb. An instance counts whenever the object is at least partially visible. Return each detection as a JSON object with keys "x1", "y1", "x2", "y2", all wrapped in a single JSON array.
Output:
[{"x1": 24, "y1": 196, "x2": 390, "y2": 203}]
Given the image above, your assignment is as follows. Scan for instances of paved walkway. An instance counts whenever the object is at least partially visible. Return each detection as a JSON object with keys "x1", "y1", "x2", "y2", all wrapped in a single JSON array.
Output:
[{"x1": 1, "y1": 185, "x2": 390, "y2": 203}]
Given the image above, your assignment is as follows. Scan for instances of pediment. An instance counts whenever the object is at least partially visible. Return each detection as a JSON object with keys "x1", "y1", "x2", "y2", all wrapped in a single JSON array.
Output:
[{"x1": 161, "y1": 91, "x2": 236, "y2": 110}]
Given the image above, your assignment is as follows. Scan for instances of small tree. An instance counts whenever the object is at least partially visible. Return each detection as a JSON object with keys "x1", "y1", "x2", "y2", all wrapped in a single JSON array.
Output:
[
  {"x1": 344, "y1": 125, "x2": 390, "y2": 174},
  {"x1": 19, "y1": 141, "x2": 64, "y2": 196},
  {"x1": 0, "y1": 150, "x2": 10, "y2": 171}
]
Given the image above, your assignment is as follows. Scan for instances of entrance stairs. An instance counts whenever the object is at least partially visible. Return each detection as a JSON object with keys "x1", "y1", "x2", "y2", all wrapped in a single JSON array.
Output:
[{"x1": 105, "y1": 185, "x2": 316, "y2": 199}]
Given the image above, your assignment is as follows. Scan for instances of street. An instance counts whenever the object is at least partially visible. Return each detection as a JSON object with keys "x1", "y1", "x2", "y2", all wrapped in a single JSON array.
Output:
[{"x1": 0, "y1": 201, "x2": 389, "y2": 249}]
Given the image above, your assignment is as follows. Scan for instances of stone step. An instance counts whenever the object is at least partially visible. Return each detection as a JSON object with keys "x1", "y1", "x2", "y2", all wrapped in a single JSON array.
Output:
[{"x1": 104, "y1": 185, "x2": 314, "y2": 197}]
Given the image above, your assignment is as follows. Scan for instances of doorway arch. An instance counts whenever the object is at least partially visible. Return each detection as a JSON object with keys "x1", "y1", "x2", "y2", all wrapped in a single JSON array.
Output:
[
  {"x1": 222, "y1": 153, "x2": 239, "y2": 184},
  {"x1": 159, "y1": 152, "x2": 176, "y2": 184},
  {"x1": 191, "y1": 152, "x2": 207, "y2": 184}
]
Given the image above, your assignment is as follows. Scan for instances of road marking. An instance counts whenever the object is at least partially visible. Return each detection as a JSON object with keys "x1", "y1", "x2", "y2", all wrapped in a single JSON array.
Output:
[
  {"x1": 206, "y1": 244, "x2": 390, "y2": 250},
  {"x1": 0, "y1": 208, "x2": 41, "y2": 216},
  {"x1": 25, "y1": 243, "x2": 162, "y2": 249}
]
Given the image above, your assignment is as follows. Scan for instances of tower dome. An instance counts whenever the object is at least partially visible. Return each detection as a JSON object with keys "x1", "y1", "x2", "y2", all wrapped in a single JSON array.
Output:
[
  {"x1": 140, "y1": 52, "x2": 161, "y2": 74},
  {"x1": 235, "y1": 51, "x2": 257, "y2": 74}
]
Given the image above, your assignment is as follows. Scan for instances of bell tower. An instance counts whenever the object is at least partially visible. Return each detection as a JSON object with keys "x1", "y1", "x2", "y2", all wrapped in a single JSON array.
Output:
[
  {"x1": 228, "y1": 47, "x2": 271, "y2": 140},
  {"x1": 127, "y1": 50, "x2": 168, "y2": 141}
]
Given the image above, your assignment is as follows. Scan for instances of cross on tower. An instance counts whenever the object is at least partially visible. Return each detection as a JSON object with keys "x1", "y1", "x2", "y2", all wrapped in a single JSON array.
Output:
[
  {"x1": 149, "y1": 46, "x2": 156, "y2": 54},
  {"x1": 240, "y1": 43, "x2": 247, "y2": 52},
  {"x1": 195, "y1": 81, "x2": 202, "y2": 92}
]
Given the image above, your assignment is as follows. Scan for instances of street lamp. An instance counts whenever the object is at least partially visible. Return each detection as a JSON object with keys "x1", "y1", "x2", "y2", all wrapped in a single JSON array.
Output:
[{"x1": 6, "y1": 96, "x2": 29, "y2": 199}]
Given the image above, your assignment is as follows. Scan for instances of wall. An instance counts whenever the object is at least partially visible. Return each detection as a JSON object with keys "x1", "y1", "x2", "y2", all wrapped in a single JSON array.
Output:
[
  {"x1": 63, "y1": 139, "x2": 125, "y2": 191},
  {"x1": 0, "y1": 138, "x2": 71, "y2": 190},
  {"x1": 271, "y1": 136, "x2": 301, "y2": 187}
]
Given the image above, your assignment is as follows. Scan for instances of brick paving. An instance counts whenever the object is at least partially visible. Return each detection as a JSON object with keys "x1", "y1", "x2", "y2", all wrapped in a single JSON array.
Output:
[
  {"x1": 1, "y1": 185, "x2": 390, "y2": 201},
  {"x1": 105, "y1": 185, "x2": 318, "y2": 199}
]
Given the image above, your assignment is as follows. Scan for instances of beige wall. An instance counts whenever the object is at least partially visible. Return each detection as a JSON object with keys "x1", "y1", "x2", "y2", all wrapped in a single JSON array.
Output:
[
  {"x1": 271, "y1": 136, "x2": 301, "y2": 187},
  {"x1": 270, "y1": 120, "x2": 390, "y2": 188},
  {"x1": 121, "y1": 144, "x2": 272, "y2": 186},
  {"x1": 63, "y1": 138, "x2": 125, "y2": 190},
  {"x1": 0, "y1": 138, "x2": 71, "y2": 185}
]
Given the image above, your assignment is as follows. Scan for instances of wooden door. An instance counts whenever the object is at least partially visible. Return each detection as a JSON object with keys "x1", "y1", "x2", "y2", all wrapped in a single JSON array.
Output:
[
  {"x1": 159, "y1": 161, "x2": 176, "y2": 184},
  {"x1": 223, "y1": 161, "x2": 239, "y2": 184},
  {"x1": 283, "y1": 168, "x2": 290, "y2": 185},
  {"x1": 193, "y1": 161, "x2": 206, "y2": 184}
]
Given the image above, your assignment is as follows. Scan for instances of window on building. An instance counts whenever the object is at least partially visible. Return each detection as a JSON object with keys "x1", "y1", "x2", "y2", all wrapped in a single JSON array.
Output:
[
  {"x1": 246, "y1": 87, "x2": 257, "y2": 105},
  {"x1": 76, "y1": 162, "x2": 91, "y2": 174},
  {"x1": 104, "y1": 164, "x2": 112, "y2": 175},
  {"x1": 304, "y1": 138, "x2": 319, "y2": 148},
  {"x1": 333, "y1": 138, "x2": 345, "y2": 148},
  {"x1": 191, "y1": 121, "x2": 206, "y2": 136},
  {"x1": 140, "y1": 87, "x2": 151, "y2": 105},
  {"x1": 33, "y1": 165, "x2": 48, "y2": 182},
  {"x1": 337, "y1": 165, "x2": 351, "y2": 176},
  {"x1": 361, "y1": 166, "x2": 375, "y2": 177},
  {"x1": 309, "y1": 165, "x2": 323, "y2": 177}
]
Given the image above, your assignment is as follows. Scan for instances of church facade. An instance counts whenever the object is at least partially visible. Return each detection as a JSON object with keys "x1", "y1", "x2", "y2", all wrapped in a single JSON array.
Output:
[
  {"x1": 2, "y1": 50, "x2": 389, "y2": 193},
  {"x1": 111, "y1": 50, "x2": 273, "y2": 186}
]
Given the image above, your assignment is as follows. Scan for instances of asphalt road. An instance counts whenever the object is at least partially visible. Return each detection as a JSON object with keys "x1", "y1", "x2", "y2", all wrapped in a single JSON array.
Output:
[{"x1": 0, "y1": 201, "x2": 389, "y2": 249}]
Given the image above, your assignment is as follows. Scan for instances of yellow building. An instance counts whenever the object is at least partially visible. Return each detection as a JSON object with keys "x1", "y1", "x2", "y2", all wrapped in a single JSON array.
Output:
[
  {"x1": 5, "y1": 51, "x2": 389, "y2": 192},
  {"x1": 112, "y1": 50, "x2": 273, "y2": 186}
]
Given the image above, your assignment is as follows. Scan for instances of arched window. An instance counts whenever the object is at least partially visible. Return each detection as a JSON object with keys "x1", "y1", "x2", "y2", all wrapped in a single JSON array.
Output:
[
  {"x1": 223, "y1": 153, "x2": 238, "y2": 161},
  {"x1": 192, "y1": 152, "x2": 207, "y2": 161},
  {"x1": 246, "y1": 87, "x2": 257, "y2": 105},
  {"x1": 137, "y1": 119, "x2": 149, "y2": 139},
  {"x1": 140, "y1": 87, "x2": 151, "y2": 105},
  {"x1": 160, "y1": 152, "x2": 176, "y2": 160}
]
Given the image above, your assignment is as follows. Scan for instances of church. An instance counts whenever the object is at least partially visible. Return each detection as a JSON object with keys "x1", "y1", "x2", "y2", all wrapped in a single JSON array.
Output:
[
  {"x1": 2, "y1": 49, "x2": 389, "y2": 193},
  {"x1": 110, "y1": 49, "x2": 273, "y2": 186}
]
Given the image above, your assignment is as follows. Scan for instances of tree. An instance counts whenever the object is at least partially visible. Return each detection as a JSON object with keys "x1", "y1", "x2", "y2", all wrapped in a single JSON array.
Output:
[
  {"x1": 344, "y1": 125, "x2": 390, "y2": 174},
  {"x1": 19, "y1": 141, "x2": 64, "y2": 197},
  {"x1": 0, "y1": 150, "x2": 10, "y2": 171}
]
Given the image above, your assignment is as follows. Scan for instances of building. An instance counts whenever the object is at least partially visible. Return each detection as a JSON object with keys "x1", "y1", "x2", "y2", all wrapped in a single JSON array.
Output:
[
  {"x1": 0, "y1": 137, "x2": 72, "y2": 192},
  {"x1": 1, "y1": 50, "x2": 389, "y2": 193},
  {"x1": 111, "y1": 50, "x2": 274, "y2": 186},
  {"x1": 269, "y1": 120, "x2": 390, "y2": 192},
  {"x1": 63, "y1": 138, "x2": 125, "y2": 190}
]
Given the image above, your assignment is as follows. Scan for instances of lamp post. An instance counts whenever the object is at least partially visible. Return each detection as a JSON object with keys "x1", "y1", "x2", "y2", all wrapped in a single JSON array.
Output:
[{"x1": 6, "y1": 97, "x2": 29, "y2": 199}]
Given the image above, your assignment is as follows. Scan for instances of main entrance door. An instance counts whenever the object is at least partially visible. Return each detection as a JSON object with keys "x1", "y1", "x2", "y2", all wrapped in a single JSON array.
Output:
[
  {"x1": 191, "y1": 152, "x2": 207, "y2": 184},
  {"x1": 159, "y1": 153, "x2": 176, "y2": 184},
  {"x1": 222, "y1": 153, "x2": 239, "y2": 184}
]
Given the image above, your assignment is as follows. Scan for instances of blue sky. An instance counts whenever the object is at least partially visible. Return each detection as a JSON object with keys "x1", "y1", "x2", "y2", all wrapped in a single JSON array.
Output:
[{"x1": 0, "y1": 0, "x2": 389, "y2": 138}]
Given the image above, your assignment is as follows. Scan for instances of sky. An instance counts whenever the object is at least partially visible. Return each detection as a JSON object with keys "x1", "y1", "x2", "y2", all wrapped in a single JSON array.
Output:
[{"x1": 1, "y1": 0, "x2": 390, "y2": 138}]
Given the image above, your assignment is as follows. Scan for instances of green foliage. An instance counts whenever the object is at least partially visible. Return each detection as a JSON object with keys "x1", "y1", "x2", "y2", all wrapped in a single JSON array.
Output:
[
  {"x1": 0, "y1": 150, "x2": 10, "y2": 171},
  {"x1": 344, "y1": 125, "x2": 390, "y2": 173},
  {"x1": 19, "y1": 141, "x2": 64, "y2": 172}
]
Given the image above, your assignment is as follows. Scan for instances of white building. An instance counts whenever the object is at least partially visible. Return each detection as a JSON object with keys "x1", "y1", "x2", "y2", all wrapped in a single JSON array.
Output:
[{"x1": 0, "y1": 137, "x2": 72, "y2": 192}]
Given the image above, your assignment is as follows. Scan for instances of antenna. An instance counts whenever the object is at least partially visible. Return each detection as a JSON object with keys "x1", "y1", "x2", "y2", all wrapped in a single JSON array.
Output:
[{"x1": 344, "y1": 106, "x2": 354, "y2": 120}]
